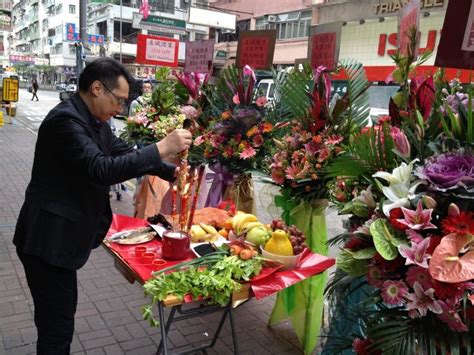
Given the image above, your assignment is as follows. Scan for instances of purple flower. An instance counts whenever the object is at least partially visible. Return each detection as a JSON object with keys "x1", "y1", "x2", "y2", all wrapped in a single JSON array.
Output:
[{"x1": 417, "y1": 151, "x2": 474, "y2": 192}]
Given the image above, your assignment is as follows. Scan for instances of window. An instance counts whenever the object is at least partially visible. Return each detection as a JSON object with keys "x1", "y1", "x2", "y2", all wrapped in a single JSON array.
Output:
[
  {"x1": 154, "y1": 0, "x2": 174, "y2": 15},
  {"x1": 255, "y1": 10, "x2": 311, "y2": 40},
  {"x1": 69, "y1": 5, "x2": 75, "y2": 14}
]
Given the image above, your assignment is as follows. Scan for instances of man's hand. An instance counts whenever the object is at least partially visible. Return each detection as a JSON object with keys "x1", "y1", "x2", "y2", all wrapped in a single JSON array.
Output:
[{"x1": 156, "y1": 129, "x2": 192, "y2": 159}]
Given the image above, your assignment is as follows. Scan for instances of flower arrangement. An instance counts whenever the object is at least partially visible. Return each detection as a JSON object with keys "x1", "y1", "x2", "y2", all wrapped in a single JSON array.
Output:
[
  {"x1": 120, "y1": 67, "x2": 189, "y2": 146},
  {"x1": 324, "y1": 33, "x2": 474, "y2": 354},
  {"x1": 192, "y1": 65, "x2": 275, "y2": 173}
]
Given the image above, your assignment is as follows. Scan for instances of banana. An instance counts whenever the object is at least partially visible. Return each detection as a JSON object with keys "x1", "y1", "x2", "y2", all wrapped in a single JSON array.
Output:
[
  {"x1": 242, "y1": 221, "x2": 265, "y2": 232},
  {"x1": 235, "y1": 214, "x2": 258, "y2": 234},
  {"x1": 199, "y1": 223, "x2": 218, "y2": 236}
]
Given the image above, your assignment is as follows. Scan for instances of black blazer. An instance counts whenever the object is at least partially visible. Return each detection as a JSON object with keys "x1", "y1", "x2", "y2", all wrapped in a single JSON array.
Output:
[{"x1": 14, "y1": 94, "x2": 176, "y2": 270}]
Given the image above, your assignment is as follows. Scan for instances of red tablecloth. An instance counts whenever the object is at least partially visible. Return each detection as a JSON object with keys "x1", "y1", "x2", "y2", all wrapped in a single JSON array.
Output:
[{"x1": 106, "y1": 214, "x2": 335, "y2": 300}]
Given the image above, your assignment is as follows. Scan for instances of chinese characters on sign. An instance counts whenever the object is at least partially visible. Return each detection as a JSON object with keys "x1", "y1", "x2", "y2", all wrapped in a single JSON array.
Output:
[
  {"x1": 9, "y1": 55, "x2": 34, "y2": 63},
  {"x1": 65, "y1": 23, "x2": 104, "y2": 44},
  {"x1": 462, "y1": 1, "x2": 474, "y2": 51},
  {"x1": 398, "y1": 0, "x2": 420, "y2": 56},
  {"x1": 185, "y1": 39, "x2": 214, "y2": 73},
  {"x1": 236, "y1": 30, "x2": 277, "y2": 70},
  {"x1": 308, "y1": 22, "x2": 342, "y2": 71},
  {"x1": 136, "y1": 34, "x2": 179, "y2": 67},
  {"x1": 310, "y1": 32, "x2": 337, "y2": 70}
]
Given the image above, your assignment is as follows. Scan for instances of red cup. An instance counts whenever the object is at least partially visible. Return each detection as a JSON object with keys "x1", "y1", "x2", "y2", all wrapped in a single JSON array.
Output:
[
  {"x1": 152, "y1": 259, "x2": 167, "y2": 270},
  {"x1": 135, "y1": 246, "x2": 147, "y2": 258},
  {"x1": 141, "y1": 252, "x2": 155, "y2": 263},
  {"x1": 162, "y1": 231, "x2": 190, "y2": 260}
]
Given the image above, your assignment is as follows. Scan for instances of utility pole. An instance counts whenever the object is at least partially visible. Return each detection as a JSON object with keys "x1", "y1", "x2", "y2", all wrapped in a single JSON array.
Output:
[
  {"x1": 76, "y1": 0, "x2": 88, "y2": 79},
  {"x1": 119, "y1": 0, "x2": 123, "y2": 63}
]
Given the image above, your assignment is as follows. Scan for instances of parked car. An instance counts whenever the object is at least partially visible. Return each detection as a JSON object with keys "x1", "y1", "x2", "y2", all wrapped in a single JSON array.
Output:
[{"x1": 59, "y1": 79, "x2": 77, "y2": 101}]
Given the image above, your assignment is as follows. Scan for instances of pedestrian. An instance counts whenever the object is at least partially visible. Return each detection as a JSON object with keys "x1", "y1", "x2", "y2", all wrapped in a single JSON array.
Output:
[
  {"x1": 13, "y1": 58, "x2": 192, "y2": 354},
  {"x1": 31, "y1": 79, "x2": 39, "y2": 101},
  {"x1": 128, "y1": 79, "x2": 153, "y2": 116}
]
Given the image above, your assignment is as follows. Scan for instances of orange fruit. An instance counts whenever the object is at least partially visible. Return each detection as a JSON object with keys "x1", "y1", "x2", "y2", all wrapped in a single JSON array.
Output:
[
  {"x1": 224, "y1": 218, "x2": 233, "y2": 231},
  {"x1": 218, "y1": 229, "x2": 229, "y2": 238}
]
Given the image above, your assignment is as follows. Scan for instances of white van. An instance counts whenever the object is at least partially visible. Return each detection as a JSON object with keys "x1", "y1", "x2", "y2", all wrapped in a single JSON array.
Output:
[{"x1": 256, "y1": 79, "x2": 276, "y2": 104}]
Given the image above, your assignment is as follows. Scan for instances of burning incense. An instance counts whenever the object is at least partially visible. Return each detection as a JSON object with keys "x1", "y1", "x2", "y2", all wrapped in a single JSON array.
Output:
[
  {"x1": 171, "y1": 185, "x2": 177, "y2": 229},
  {"x1": 186, "y1": 165, "x2": 206, "y2": 232}
]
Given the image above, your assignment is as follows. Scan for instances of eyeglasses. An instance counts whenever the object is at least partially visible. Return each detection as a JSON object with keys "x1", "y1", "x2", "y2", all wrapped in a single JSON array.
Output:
[{"x1": 100, "y1": 81, "x2": 126, "y2": 107}]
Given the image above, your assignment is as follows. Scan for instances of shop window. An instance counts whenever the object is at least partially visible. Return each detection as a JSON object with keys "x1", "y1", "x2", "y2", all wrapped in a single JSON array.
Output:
[{"x1": 255, "y1": 10, "x2": 311, "y2": 40}]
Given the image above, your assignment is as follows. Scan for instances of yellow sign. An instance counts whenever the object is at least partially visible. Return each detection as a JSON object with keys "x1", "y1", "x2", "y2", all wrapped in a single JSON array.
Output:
[
  {"x1": 0, "y1": 111, "x2": 3, "y2": 126},
  {"x1": 2, "y1": 78, "x2": 19, "y2": 102}
]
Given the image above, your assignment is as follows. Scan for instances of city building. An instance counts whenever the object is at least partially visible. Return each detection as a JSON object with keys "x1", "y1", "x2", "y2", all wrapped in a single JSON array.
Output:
[
  {"x1": 211, "y1": 0, "x2": 324, "y2": 69},
  {"x1": 0, "y1": 0, "x2": 12, "y2": 69}
]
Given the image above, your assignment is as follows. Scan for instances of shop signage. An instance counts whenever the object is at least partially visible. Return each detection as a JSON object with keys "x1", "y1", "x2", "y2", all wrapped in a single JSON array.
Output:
[
  {"x1": 65, "y1": 23, "x2": 105, "y2": 44},
  {"x1": 132, "y1": 13, "x2": 186, "y2": 35},
  {"x1": 136, "y1": 34, "x2": 179, "y2": 67},
  {"x1": 9, "y1": 55, "x2": 34, "y2": 64},
  {"x1": 236, "y1": 30, "x2": 277, "y2": 70},
  {"x1": 308, "y1": 22, "x2": 342, "y2": 71},
  {"x1": 378, "y1": 29, "x2": 437, "y2": 57},
  {"x1": 215, "y1": 51, "x2": 227, "y2": 59},
  {"x1": 435, "y1": 0, "x2": 474, "y2": 69},
  {"x1": 373, "y1": 0, "x2": 444, "y2": 15},
  {"x1": 185, "y1": 39, "x2": 214, "y2": 73},
  {"x1": 2, "y1": 77, "x2": 18, "y2": 102},
  {"x1": 398, "y1": 0, "x2": 420, "y2": 55}
]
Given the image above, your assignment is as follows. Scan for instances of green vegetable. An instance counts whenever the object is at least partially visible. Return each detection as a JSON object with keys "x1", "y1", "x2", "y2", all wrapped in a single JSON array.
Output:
[{"x1": 142, "y1": 252, "x2": 263, "y2": 327}]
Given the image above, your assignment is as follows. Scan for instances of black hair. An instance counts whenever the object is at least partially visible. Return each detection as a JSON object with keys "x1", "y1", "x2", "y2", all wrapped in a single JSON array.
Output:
[
  {"x1": 78, "y1": 57, "x2": 134, "y2": 93},
  {"x1": 141, "y1": 79, "x2": 153, "y2": 88}
]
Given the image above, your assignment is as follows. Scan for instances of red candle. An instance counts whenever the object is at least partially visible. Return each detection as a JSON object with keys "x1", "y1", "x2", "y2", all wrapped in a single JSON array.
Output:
[{"x1": 171, "y1": 185, "x2": 177, "y2": 229}]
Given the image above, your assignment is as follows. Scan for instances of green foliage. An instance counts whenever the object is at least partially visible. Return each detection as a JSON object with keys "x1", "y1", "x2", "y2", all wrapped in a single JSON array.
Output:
[
  {"x1": 370, "y1": 218, "x2": 406, "y2": 260},
  {"x1": 337, "y1": 249, "x2": 368, "y2": 277},
  {"x1": 336, "y1": 58, "x2": 371, "y2": 130}
]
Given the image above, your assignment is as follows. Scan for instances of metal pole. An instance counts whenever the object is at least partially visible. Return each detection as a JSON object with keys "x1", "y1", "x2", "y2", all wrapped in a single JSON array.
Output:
[
  {"x1": 119, "y1": 0, "x2": 122, "y2": 63},
  {"x1": 77, "y1": 0, "x2": 88, "y2": 78}
]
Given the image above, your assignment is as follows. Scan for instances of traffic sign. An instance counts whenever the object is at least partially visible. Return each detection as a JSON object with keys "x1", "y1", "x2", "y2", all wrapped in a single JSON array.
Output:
[
  {"x1": 132, "y1": 13, "x2": 186, "y2": 35},
  {"x1": 2, "y1": 77, "x2": 18, "y2": 102}
]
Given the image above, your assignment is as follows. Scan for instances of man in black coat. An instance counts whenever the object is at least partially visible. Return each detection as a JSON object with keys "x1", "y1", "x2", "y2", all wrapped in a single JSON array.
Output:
[{"x1": 13, "y1": 58, "x2": 192, "y2": 354}]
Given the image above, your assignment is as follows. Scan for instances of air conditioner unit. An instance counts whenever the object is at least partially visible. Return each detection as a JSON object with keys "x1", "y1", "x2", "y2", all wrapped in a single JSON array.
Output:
[{"x1": 267, "y1": 15, "x2": 277, "y2": 23}]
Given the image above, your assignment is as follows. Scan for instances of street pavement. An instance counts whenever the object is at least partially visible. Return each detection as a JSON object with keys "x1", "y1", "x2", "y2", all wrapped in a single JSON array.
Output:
[{"x1": 0, "y1": 89, "x2": 344, "y2": 354}]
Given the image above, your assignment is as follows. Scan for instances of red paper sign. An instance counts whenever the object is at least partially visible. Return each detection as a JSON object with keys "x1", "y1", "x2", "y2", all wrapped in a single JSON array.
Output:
[
  {"x1": 310, "y1": 32, "x2": 337, "y2": 70},
  {"x1": 236, "y1": 30, "x2": 277, "y2": 70},
  {"x1": 185, "y1": 39, "x2": 214, "y2": 73},
  {"x1": 136, "y1": 34, "x2": 179, "y2": 67},
  {"x1": 435, "y1": 0, "x2": 474, "y2": 69},
  {"x1": 398, "y1": 0, "x2": 420, "y2": 56}
]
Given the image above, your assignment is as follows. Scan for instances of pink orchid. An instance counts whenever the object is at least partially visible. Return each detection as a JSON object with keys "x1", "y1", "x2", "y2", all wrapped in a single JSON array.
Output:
[
  {"x1": 406, "y1": 281, "x2": 443, "y2": 318},
  {"x1": 397, "y1": 200, "x2": 437, "y2": 230},
  {"x1": 398, "y1": 237, "x2": 431, "y2": 268}
]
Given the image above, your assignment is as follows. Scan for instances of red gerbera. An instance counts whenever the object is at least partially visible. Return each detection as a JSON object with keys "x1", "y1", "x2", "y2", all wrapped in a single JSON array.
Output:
[{"x1": 442, "y1": 211, "x2": 474, "y2": 235}]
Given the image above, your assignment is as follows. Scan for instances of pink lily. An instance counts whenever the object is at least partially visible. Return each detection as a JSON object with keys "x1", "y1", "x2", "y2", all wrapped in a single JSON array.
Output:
[
  {"x1": 397, "y1": 200, "x2": 437, "y2": 230},
  {"x1": 406, "y1": 281, "x2": 443, "y2": 318},
  {"x1": 398, "y1": 237, "x2": 431, "y2": 268}
]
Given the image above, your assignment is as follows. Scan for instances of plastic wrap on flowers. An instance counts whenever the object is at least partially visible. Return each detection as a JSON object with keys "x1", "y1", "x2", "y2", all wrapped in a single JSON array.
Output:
[
  {"x1": 205, "y1": 163, "x2": 256, "y2": 214},
  {"x1": 268, "y1": 198, "x2": 329, "y2": 354}
]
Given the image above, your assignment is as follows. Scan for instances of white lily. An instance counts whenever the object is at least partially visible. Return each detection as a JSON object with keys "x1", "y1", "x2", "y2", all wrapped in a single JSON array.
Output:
[
  {"x1": 373, "y1": 160, "x2": 422, "y2": 216},
  {"x1": 354, "y1": 185, "x2": 376, "y2": 208}
]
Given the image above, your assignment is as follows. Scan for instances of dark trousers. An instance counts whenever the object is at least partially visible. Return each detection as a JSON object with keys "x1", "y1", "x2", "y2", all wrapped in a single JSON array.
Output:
[
  {"x1": 31, "y1": 92, "x2": 39, "y2": 100},
  {"x1": 17, "y1": 250, "x2": 77, "y2": 355}
]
